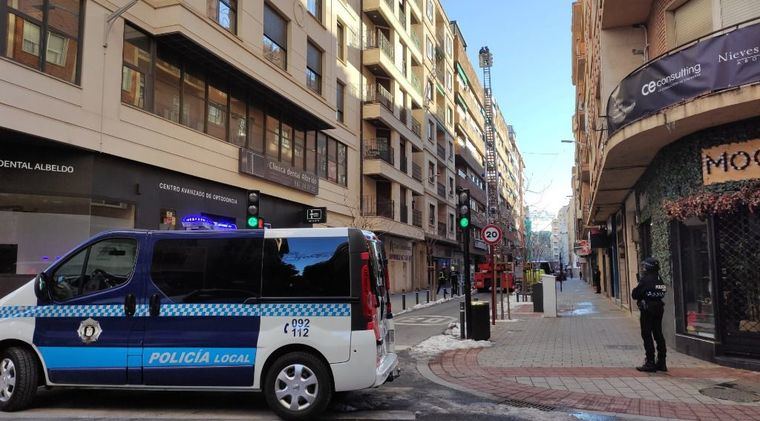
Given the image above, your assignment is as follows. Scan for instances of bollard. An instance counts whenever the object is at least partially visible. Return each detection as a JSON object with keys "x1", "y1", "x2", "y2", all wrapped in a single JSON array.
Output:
[
  {"x1": 415, "y1": 291, "x2": 419, "y2": 305},
  {"x1": 444, "y1": 289, "x2": 447, "y2": 299},
  {"x1": 459, "y1": 301, "x2": 466, "y2": 339},
  {"x1": 426, "y1": 290, "x2": 430, "y2": 303},
  {"x1": 402, "y1": 293, "x2": 406, "y2": 310}
]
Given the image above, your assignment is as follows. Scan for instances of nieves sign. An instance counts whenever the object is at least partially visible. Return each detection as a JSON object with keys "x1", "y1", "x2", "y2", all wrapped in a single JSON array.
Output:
[{"x1": 608, "y1": 22, "x2": 760, "y2": 134}]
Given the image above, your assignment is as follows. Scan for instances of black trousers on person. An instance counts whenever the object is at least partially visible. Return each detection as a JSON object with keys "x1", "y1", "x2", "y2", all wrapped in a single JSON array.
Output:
[{"x1": 639, "y1": 301, "x2": 666, "y2": 362}]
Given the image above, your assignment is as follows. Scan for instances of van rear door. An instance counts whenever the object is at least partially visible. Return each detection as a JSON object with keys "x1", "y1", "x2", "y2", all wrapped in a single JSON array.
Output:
[{"x1": 367, "y1": 240, "x2": 394, "y2": 354}]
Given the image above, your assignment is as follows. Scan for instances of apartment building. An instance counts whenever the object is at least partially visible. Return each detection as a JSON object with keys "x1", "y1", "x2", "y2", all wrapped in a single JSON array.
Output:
[
  {"x1": 0, "y1": 0, "x2": 360, "y2": 292},
  {"x1": 572, "y1": 0, "x2": 760, "y2": 365},
  {"x1": 360, "y1": 0, "x2": 458, "y2": 291}
]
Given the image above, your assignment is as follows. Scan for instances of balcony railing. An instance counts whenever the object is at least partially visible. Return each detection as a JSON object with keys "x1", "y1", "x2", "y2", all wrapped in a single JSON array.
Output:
[
  {"x1": 365, "y1": 84, "x2": 394, "y2": 111},
  {"x1": 410, "y1": 71, "x2": 422, "y2": 95},
  {"x1": 411, "y1": 117, "x2": 421, "y2": 137},
  {"x1": 400, "y1": 204, "x2": 408, "y2": 223},
  {"x1": 400, "y1": 157, "x2": 408, "y2": 174},
  {"x1": 365, "y1": 30, "x2": 394, "y2": 61},
  {"x1": 362, "y1": 196, "x2": 395, "y2": 219},
  {"x1": 412, "y1": 209, "x2": 422, "y2": 227},
  {"x1": 436, "y1": 144, "x2": 446, "y2": 160},
  {"x1": 363, "y1": 138, "x2": 394, "y2": 165},
  {"x1": 412, "y1": 162, "x2": 422, "y2": 181},
  {"x1": 400, "y1": 108, "x2": 409, "y2": 125},
  {"x1": 437, "y1": 222, "x2": 447, "y2": 237},
  {"x1": 437, "y1": 182, "x2": 446, "y2": 198}
]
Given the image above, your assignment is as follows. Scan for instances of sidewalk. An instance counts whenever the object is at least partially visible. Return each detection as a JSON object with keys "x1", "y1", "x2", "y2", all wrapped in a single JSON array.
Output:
[{"x1": 425, "y1": 277, "x2": 760, "y2": 420}]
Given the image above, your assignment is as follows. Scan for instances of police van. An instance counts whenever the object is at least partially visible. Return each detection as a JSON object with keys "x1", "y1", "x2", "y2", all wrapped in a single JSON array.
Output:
[{"x1": 0, "y1": 228, "x2": 398, "y2": 420}]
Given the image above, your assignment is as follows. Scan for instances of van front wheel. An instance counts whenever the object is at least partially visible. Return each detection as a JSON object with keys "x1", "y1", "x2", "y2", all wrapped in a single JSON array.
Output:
[
  {"x1": 264, "y1": 352, "x2": 332, "y2": 420},
  {"x1": 0, "y1": 347, "x2": 39, "y2": 412}
]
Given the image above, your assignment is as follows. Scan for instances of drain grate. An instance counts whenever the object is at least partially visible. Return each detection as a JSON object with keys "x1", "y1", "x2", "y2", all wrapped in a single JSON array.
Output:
[
  {"x1": 498, "y1": 398, "x2": 562, "y2": 412},
  {"x1": 700, "y1": 382, "x2": 760, "y2": 403},
  {"x1": 604, "y1": 345, "x2": 640, "y2": 350}
]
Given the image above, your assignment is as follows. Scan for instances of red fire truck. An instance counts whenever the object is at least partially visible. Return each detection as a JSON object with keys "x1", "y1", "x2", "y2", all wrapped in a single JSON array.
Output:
[{"x1": 474, "y1": 262, "x2": 514, "y2": 292}]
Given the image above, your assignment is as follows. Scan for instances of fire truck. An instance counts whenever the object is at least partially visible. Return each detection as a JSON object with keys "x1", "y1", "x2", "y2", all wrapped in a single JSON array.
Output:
[{"x1": 473, "y1": 261, "x2": 514, "y2": 292}]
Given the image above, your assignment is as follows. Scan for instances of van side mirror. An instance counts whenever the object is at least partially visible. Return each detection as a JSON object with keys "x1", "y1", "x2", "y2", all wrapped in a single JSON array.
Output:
[{"x1": 34, "y1": 273, "x2": 50, "y2": 301}]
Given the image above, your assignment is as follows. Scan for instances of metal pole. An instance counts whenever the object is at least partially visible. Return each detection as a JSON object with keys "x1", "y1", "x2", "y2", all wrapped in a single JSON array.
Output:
[
  {"x1": 459, "y1": 301, "x2": 466, "y2": 339},
  {"x1": 500, "y1": 262, "x2": 504, "y2": 319},
  {"x1": 463, "y1": 226, "x2": 473, "y2": 339},
  {"x1": 402, "y1": 292, "x2": 406, "y2": 310},
  {"x1": 491, "y1": 246, "x2": 496, "y2": 325},
  {"x1": 415, "y1": 291, "x2": 419, "y2": 305}
]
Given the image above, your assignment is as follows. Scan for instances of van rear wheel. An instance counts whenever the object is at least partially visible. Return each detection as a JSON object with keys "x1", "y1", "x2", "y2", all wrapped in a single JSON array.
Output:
[
  {"x1": 0, "y1": 347, "x2": 39, "y2": 412},
  {"x1": 264, "y1": 352, "x2": 332, "y2": 420}
]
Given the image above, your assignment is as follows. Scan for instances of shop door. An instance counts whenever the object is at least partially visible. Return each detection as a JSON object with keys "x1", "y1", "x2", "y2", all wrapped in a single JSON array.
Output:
[{"x1": 715, "y1": 212, "x2": 760, "y2": 357}]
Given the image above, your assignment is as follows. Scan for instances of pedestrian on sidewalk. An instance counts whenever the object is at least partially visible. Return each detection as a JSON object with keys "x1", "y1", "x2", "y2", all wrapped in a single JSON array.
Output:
[
  {"x1": 593, "y1": 266, "x2": 601, "y2": 294},
  {"x1": 632, "y1": 257, "x2": 667, "y2": 372},
  {"x1": 436, "y1": 270, "x2": 447, "y2": 295}
]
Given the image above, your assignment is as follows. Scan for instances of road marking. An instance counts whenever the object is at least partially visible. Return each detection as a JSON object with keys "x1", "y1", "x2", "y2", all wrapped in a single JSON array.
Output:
[{"x1": 393, "y1": 315, "x2": 457, "y2": 326}]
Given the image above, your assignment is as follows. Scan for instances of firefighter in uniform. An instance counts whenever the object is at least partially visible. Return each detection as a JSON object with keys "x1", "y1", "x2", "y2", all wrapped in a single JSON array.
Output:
[{"x1": 632, "y1": 257, "x2": 667, "y2": 372}]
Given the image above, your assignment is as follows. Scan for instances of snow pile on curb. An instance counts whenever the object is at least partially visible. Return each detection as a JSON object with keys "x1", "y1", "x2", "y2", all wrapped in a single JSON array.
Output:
[
  {"x1": 396, "y1": 295, "x2": 457, "y2": 315},
  {"x1": 410, "y1": 322, "x2": 492, "y2": 358}
]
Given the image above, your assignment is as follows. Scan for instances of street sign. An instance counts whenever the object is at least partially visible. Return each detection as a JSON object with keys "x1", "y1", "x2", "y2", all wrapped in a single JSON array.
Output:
[
  {"x1": 304, "y1": 207, "x2": 327, "y2": 224},
  {"x1": 482, "y1": 224, "x2": 502, "y2": 245}
]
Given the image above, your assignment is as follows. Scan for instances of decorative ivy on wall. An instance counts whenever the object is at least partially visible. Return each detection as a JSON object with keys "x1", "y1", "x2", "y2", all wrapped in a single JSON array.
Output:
[{"x1": 634, "y1": 117, "x2": 760, "y2": 285}]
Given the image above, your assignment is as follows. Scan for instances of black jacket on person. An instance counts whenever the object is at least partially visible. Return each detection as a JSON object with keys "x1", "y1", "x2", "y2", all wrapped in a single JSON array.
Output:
[{"x1": 632, "y1": 272, "x2": 666, "y2": 309}]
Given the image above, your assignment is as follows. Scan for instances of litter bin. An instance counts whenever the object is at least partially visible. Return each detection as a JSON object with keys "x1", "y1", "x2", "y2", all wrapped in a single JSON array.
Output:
[
  {"x1": 470, "y1": 301, "x2": 490, "y2": 341},
  {"x1": 532, "y1": 282, "x2": 543, "y2": 312}
]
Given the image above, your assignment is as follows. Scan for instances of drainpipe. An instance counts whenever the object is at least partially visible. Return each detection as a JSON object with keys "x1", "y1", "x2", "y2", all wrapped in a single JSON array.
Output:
[{"x1": 633, "y1": 23, "x2": 649, "y2": 61}]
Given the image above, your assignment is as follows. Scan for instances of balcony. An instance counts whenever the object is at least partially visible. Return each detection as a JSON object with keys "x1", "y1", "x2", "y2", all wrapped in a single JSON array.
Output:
[
  {"x1": 412, "y1": 209, "x2": 422, "y2": 227},
  {"x1": 437, "y1": 182, "x2": 446, "y2": 198},
  {"x1": 400, "y1": 204, "x2": 408, "y2": 223},
  {"x1": 411, "y1": 117, "x2": 422, "y2": 138},
  {"x1": 364, "y1": 0, "x2": 394, "y2": 27},
  {"x1": 365, "y1": 84, "x2": 393, "y2": 112},
  {"x1": 436, "y1": 143, "x2": 446, "y2": 161},
  {"x1": 362, "y1": 196, "x2": 395, "y2": 219},
  {"x1": 412, "y1": 162, "x2": 422, "y2": 182},
  {"x1": 363, "y1": 138, "x2": 394, "y2": 165},
  {"x1": 437, "y1": 222, "x2": 447, "y2": 238},
  {"x1": 364, "y1": 31, "x2": 394, "y2": 78}
]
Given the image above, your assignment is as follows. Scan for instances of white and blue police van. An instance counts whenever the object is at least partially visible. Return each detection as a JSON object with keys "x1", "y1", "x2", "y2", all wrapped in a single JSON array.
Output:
[{"x1": 0, "y1": 227, "x2": 398, "y2": 420}]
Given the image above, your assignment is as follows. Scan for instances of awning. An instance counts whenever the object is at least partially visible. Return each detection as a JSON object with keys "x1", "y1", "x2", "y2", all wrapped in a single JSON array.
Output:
[{"x1": 455, "y1": 62, "x2": 469, "y2": 87}]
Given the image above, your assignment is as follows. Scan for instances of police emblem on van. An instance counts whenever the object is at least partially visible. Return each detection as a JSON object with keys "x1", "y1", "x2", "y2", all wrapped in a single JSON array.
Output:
[{"x1": 77, "y1": 318, "x2": 102, "y2": 344}]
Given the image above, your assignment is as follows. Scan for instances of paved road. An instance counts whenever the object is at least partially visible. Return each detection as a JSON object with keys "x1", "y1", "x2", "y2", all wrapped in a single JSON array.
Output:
[{"x1": 0, "y1": 293, "x2": 588, "y2": 420}]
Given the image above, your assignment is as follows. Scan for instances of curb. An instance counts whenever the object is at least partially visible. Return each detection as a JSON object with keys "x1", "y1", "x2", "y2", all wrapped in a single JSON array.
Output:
[{"x1": 415, "y1": 359, "x2": 498, "y2": 402}]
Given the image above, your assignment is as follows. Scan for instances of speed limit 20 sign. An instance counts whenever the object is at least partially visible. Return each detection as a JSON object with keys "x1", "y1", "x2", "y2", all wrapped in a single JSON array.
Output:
[{"x1": 482, "y1": 224, "x2": 503, "y2": 245}]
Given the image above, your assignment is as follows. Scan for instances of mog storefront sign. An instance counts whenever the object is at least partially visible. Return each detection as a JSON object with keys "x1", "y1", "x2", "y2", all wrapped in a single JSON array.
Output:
[
  {"x1": 702, "y1": 138, "x2": 760, "y2": 185},
  {"x1": 239, "y1": 149, "x2": 319, "y2": 195},
  {"x1": 607, "y1": 22, "x2": 760, "y2": 135}
]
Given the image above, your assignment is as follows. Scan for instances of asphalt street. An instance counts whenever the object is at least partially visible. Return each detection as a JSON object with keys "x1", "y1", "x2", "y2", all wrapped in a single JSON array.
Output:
[{"x1": 0, "y1": 293, "x2": 601, "y2": 420}]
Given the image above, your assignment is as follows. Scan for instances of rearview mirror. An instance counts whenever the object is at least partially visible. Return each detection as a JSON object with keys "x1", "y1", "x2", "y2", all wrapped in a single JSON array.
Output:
[{"x1": 34, "y1": 273, "x2": 50, "y2": 301}]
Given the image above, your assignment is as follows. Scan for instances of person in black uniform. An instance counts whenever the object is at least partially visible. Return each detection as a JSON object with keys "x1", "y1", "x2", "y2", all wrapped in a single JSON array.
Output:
[{"x1": 632, "y1": 257, "x2": 667, "y2": 372}]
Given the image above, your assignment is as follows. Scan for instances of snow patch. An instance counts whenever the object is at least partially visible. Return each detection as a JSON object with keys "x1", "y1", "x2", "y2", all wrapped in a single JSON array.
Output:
[
  {"x1": 410, "y1": 322, "x2": 492, "y2": 358},
  {"x1": 495, "y1": 318, "x2": 522, "y2": 323}
]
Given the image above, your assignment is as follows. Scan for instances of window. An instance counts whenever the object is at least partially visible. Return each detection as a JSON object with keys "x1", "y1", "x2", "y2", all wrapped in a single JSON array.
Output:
[
  {"x1": 425, "y1": 79, "x2": 434, "y2": 102},
  {"x1": 229, "y1": 92, "x2": 247, "y2": 147},
  {"x1": 428, "y1": 204, "x2": 435, "y2": 225},
  {"x1": 426, "y1": 36, "x2": 434, "y2": 61},
  {"x1": 445, "y1": 70, "x2": 453, "y2": 92},
  {"x1": 449, "y1": 214, "x2": 454, "y2": 232},
  {"x1": 151, "y1": 238, "x2": 262, "y2": 303},
  {"x1": 426, "y1": 0, "x2": 434, "y2": 21},
  {"x1": 293, "y1": 129, "x2": 305, "y2": 170},
  {"x1": 207, "y1": 0, "x2": 237, "y2": 32},
  {"x1": 337, "y1": 142, "x2": 347, "y2": 186},
  {"x1": 446, "y1": 106, "x2": 453, "y2": 126},
  {"x1": 675, "y1": 218, "x2": 715, "y2": 338},
  {"x1": 336, "y1": 21, "x2": 345, "y2": 62},
  {"x1": 181, "y1": 70, "x2": 206, "y2": 132},
  {"x1": 327, "y1": 136, "x2": 337, "y2": 181},
  {"x1": 121, "y1": 25, "x2": 151, "y2": 109},
  {"x1": 457, "y1": 168, "x2": 466, "y2": 179},
  {"x1": 154, "y1": 48, "x2": 181, "y2": 122},
  {"x1": 266, "y1": 115, "x2": 281, "y2": 159},
  {"x1": 281, "y1": 123, "x2": 293, "y2": 164},
  {"x1": 306, "y1": 41, "x2": 322, "y2": 94},
  {"x1": 207, "y1": 83, "x2": 228, "y2": 140},
  {"x1": 428, "y1": 161, "x2": 435, "y2": 184},
  {"x1": 51, "y1": 239, "x2": 138, "y2": 302},
  {"x1": 248, "y1": 105, "x2": 265, "y2": 154},
  {"x1": 317, "y1": 132, "x2": 328, "y2": 177},
  {"x1": 3, "y1": 0, "x2": 83, "y2": 83},
  {"x1": 261, "y1": 236, "x2": 350, "y2": 297},
  {"x1": 427, "y1": 120, "x2": 434, "y2": 142},
  {"x1": 263, "y1": 4, "x2": 288, "y2": 70},
  {"x1": 336, "y1": 80, "x2": 345, "y2": 122},
  {"x1": 307, "y1": 0, "x2": 322, "y2": 22},
  {"x1": 445, "y1": 33, "x2": 453, "y2": 57},
  {"x1": 306, "y1": 132, "x2": 317, "y2": 174}
]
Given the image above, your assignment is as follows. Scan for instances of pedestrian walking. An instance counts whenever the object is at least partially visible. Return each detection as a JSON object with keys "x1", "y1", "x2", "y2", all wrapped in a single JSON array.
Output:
[
  {"x1": 632, "y1": 257, "x2": 667, "y2": 372},
  {"x1": 436, "y1": 270, "x2": 446, "y2": 295},
  {"x1": 593, "y1": 266, "x2": 601, "y2": 294},
  {"x1": 450, "y1": 271, "x2": 459, "y2": 295}
]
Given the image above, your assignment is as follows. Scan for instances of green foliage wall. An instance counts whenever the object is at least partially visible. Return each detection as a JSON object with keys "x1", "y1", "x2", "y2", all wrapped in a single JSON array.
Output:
[{"x1": 634, "y1": 117, "x2": 760, "y2": 284}]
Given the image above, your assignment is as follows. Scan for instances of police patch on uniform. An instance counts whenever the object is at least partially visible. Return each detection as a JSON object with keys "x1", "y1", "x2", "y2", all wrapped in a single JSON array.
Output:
[{"x1": 77, "y1": 318, "x2": 102, "y2": 344}]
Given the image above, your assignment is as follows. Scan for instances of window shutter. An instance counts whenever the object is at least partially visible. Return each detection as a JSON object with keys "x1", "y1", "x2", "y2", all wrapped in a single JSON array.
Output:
[
  {"x1": 721, "y1": 0, "x2": 760, "y2": 27},
  {"x1": 264, "y1": 5, "x2": 287, "y2": 48},
  {"x1": 307, "y1": 42, "x2": 322, "y2": 73},
  {"x1": 674, "y1": 0, "x2": 713, "y2": 46}
]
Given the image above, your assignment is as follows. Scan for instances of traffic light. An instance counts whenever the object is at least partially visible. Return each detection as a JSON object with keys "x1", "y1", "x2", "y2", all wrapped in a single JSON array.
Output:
[
  {"x1": 457, "y1": 188, "x2": 470, "y2": 229},
  {"x1": 246, "y1": 190, "x2": 262, "y2": 228}
]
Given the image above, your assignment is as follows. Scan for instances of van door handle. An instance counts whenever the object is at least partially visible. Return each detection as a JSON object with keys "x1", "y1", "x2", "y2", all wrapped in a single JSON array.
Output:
[
  {"x1": 149, "y1": 294, "x2": 161, "y2": 317},
  {"x1": 124, "y1": 293, "x2": 136, "y2": 317}
]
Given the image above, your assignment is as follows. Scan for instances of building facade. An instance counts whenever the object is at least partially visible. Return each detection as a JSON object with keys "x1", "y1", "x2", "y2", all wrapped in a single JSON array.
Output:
[{"x1": 572, "y1": 0, "x2": 760, "y2": 366}]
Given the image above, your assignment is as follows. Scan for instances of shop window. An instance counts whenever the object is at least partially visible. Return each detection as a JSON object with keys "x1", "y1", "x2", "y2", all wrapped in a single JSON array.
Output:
[
  {"x1": 266, "y1": 115, "x2": 280, "y2": 159},
  {"x1": 229, "y1": 93, "x2": 247, "y2": 147},
  {"x1": 3, "y1": 0, "x2": 83, "y2": 83},
  {"x1": 207, "y1": 0, "x2": 237, "y2": 33},
  {"x1": 317, "y1": 132, "x2": 328, "y2": 177},
  {"x1": 51, "y1": 238, "x2": 138, "y2": 302},
  {"x1": 306, "y1": 40, "x2": 322, "y2": 95},
  {"x1": 280, "y1": 123, "x2": 293, "y2": 165},
  {"x1": 306, "y1": 131, "x2": 317, "y2": 174},
  {"x1": 327, "y1": 137, "x2": 337, "y2": 182},
  {"x1": 248, "y1": 105, "x2": 265, "y2": 154},
  {"x1": 181, "y1": 70, "x2": 206, "y2": 132},
  {"x1": 263, "y1": 4, "x2": 287, "y2": 70},
  {"x1": 293, "y1": 130, "x2": 305, "y2": 170},
  {"x1": 675, "y1": 218, "x2": 715, "y2": 339},
  {"x1": 206, "y1": 83, "x2": 228, "y2": 140},
  {"x1": 154, "y1": 49, "x2": 181, "y2": 122},
  {"x1": 261, "y1": 237, "x2": 350, "y2": 297},
  {"x1": 151, "y1": 238, "x2": 262, "y2": 303}
]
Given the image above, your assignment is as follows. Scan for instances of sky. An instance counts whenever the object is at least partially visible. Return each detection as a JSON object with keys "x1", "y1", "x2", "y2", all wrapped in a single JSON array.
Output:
[{"x1": 440, "y1": 0, "x2": 576, "y2": 232}]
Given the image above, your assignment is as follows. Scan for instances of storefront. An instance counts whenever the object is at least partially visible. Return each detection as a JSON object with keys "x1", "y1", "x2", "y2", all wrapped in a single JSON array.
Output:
[
  {"x1": 634, "y1": 117, "x2": 760, "y2": 363},
  {"x1": 0, "y1": 132, "x2": 309, "y2": 294}
]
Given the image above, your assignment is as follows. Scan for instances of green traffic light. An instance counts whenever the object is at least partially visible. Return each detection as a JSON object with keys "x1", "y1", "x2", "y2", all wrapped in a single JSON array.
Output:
[
  {"x1": 459, "y1": 217, "x2": 469, "y2": 228},
  {"x1": 247, "y1": 216, "x2": 259, "y2": 228}
]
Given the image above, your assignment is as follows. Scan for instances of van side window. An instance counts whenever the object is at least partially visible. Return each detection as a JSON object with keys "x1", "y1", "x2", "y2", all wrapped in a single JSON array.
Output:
[
  {"x1": 262, "y1": 237, "x2": 350, "y2": 297},
  {"x1": 150, "y1": 238, "x2": 262, "y2": 303},
  {"x1": 51, "y1": 239, "x2": 138, "y2": 301}
]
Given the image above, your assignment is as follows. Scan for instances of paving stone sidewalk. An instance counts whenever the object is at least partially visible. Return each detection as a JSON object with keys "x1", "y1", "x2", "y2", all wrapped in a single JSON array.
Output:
[{"x1": 427, "y1": 277, "x2": 760, "y2": 420}]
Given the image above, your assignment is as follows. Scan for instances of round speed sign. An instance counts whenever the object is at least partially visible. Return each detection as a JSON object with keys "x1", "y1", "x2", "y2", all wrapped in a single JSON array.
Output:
[{"x1": 482, "y1": 224, "x2": 503, "y2": 245}]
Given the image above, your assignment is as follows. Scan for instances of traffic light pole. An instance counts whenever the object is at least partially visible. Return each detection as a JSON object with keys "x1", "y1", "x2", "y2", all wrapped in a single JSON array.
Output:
[{"x1": 463, "y1": 221, "x2": 473, "y2": 339}]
